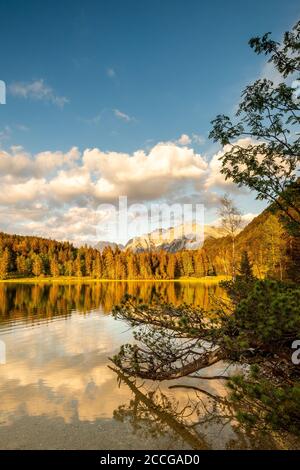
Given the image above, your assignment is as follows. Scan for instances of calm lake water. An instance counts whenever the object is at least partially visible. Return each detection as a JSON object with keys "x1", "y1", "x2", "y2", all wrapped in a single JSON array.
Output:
[{"x1": 0, "y1": 281, "x2": 297, "y2": 450}]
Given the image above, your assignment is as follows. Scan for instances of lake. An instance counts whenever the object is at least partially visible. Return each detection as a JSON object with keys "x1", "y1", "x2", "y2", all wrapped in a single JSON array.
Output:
[{"x1": 0, "y1": 281, "x2": 296, "y2": 450}]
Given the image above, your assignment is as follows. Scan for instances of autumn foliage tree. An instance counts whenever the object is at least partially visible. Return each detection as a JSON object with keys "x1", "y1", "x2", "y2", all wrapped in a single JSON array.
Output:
[{"x1": 0, "y1": 248, "x2": 10, "y2": 279}]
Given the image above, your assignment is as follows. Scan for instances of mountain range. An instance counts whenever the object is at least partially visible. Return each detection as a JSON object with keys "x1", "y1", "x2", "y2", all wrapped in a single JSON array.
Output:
[{"x1": 95, "y1": 223, "x2": 225, "y2": 253}]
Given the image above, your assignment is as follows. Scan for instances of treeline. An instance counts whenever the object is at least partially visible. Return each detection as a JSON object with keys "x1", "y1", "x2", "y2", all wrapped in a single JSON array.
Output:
[
  {"x1": 0, "y1": 207, "x2": 297, "y2": 281},
  {"x1": 0, "y1": 232, "x2": 212, "y2": 280}
]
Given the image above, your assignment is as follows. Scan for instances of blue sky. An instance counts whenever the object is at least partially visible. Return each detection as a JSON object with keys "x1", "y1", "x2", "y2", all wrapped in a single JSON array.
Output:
[{"x1": 0, "y1": 0, "x2": 299, "y2": 243}]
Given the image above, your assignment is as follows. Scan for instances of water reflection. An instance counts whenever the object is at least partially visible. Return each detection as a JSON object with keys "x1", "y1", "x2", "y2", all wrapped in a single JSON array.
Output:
[
  {"x1": 111, "y1": 368, "x2": 290, "y2": 450},
  {"x1": 0, "y1": 281, "x2": 222, "y2": 323},
  {"x1": 0, "y1": 282, "x2": 296, "y2": 449}
]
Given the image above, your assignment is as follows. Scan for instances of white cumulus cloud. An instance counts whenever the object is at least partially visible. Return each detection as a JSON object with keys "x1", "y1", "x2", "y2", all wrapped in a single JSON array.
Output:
[
  {"x1": 0, "y1": 139, "x2": 246, "y2": 242},
  {"x1": 176, "y1": 133, "x2": 205, "y2": 146}
]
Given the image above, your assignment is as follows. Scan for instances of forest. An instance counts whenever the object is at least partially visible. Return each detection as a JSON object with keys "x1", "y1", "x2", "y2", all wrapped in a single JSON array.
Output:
[{"x1": 0, "y1": 200, "x2": 298, "y2": 282}]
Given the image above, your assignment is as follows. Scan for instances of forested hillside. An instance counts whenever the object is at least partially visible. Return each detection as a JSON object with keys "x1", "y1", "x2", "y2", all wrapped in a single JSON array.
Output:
[
  {"x1": 202, "y1": 207, "x2": 300, "y2": 282},
  {"x1": 0, "y1": 205, "x2": 298, "y2": 281}
]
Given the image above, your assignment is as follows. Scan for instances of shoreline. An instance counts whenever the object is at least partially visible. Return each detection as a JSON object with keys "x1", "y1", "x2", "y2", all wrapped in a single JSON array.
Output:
[{"x1": 0, "y1": 275, "x2": 229, "y2": 284}]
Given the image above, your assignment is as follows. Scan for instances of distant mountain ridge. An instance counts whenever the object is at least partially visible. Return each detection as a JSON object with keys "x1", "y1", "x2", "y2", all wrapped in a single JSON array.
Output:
[
  {"x1": 95, "y1": 223, "x2": 225, "y2": 253},
  {"x1": 95, "y1": 241, "x2": 125, "y2": 251}
]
